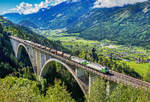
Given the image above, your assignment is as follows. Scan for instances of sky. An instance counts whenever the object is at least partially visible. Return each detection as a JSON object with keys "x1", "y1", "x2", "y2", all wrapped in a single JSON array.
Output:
[
  {"x1": 0, "y1": 0, "x2": 43, "y2": 14},
  {"x1": 0, "y1": 0, "x2": 68, "y2": 15},
  {"x1": 0, "y1": 0, "x2": 148, "y2": 15}
]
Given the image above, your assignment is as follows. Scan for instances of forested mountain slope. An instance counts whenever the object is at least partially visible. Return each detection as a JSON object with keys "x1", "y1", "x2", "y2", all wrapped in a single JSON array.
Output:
[
  {"x1": 0, "y1": 16, "x2": 69, "y2": 51},
  {"x1": 67, "y1": 1, "x2": 150, "y2": 48}
]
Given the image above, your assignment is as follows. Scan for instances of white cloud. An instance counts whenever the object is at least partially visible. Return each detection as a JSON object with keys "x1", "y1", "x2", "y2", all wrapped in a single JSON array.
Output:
[
  {"x1": 71, "y1": 0, "x2": 80, "y2": 2},
  {"x1": 94, "y1": 0, "x2": 148, "y2": 8},
  {"x1": 2, "y1": 0, "x2": 73, "y2": 15},
  {"x1": 15, "y1": 2, "x2": 39, "y2": 14}
]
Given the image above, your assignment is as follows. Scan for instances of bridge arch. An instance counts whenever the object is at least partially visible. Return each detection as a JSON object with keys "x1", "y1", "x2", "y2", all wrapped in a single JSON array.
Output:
[
  {"x1": 16, "y1": 43, "x2": 35, "y2": 73},
  {"x1": 40, "y1": 58, "x2": 86, "y2": 95}
]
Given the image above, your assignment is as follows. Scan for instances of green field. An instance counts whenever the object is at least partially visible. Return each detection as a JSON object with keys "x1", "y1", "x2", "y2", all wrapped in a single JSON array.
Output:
[{"x1": 126, "y1": 61, "x2": 150, "y2": 78}]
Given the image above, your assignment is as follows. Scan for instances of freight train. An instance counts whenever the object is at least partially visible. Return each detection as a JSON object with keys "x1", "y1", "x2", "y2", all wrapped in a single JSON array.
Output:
[
  {"x1": 14, "y1": 36, "x2": 109, "y2": 74},
  {"x1": 45, "y1": 47, "x2": 109, "y2": 74}
]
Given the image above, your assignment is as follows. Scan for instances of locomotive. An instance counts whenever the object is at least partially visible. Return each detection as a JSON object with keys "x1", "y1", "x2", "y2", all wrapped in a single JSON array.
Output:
[
  {"x1": 70, "y1": 56, "x2": 109, "y2": 73},
  {"x1": 47, "y1": 48, "x2": 109, "y2": 73}
]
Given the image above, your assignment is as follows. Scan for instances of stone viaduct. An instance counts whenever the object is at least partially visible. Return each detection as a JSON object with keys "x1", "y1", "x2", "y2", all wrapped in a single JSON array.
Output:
[{"x1": 9, "y1": 36, "x2": 150, "y2": 95}]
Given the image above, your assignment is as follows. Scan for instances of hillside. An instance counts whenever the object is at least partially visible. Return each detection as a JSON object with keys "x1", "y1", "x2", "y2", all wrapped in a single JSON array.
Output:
[
  {"x1": 67, "y1": 1, "x2": 150, "y2": 48},
  {"x1": 19, "y1": 20, "x2": 38, "y2": 28},
  {"x1": 0, "y1": 16, "x2": 69, "y2": 52}
]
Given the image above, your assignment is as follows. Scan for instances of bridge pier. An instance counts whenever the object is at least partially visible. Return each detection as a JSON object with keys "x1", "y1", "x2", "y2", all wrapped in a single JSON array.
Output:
[
  {"x1": 75, "y1": 68, "x2": 85, "y2": 77},
  {"x1": 89, "y1": 74, "x2": 110, "y2": 96},
  {"x1": 10, "y1": 39, "x2": 19, "y2": 57},
  {"x1": 106, "y1": 80, "x2": 110, "y2": 96},
  {"x1": 88, "y1": 73, "x2": 97, "y2": 94},
  {"x1": 35, "y1": 50, "x2": 42, "y2": 75}
]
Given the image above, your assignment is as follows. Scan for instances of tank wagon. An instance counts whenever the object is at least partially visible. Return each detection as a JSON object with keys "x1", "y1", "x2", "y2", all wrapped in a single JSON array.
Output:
[
  {"x1": 57, "y1": 51, "x2": 64, "y2": 56},
  {"x1": 51, "y1": 49, "x2": 57, "y2": 54}
]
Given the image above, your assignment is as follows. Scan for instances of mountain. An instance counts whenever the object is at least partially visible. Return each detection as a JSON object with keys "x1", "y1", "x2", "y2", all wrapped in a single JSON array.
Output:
[
  {"x1": 3, "y1": 0, "x2": 96, "y2": 29},
  {"x1": 67, "y1": 1, "x2": 150, "y2": 48},
  {"x1": 3, "y1": 0, "x2": 150, "y2": 48},
  {"x1": 67, "y1": 7, "x2": 121, "y2": 33},
  {"x1": 19, "y1": 20, "x2": 38, "y2": 28},
  {"x1": 3, "y1": 13, "x2": 26, "y2": 24}
]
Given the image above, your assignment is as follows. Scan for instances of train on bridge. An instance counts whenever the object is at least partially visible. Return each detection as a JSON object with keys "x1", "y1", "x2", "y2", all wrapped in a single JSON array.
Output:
[{"x1": 22, "y1": 39, "x2": 109, "y2": 74}]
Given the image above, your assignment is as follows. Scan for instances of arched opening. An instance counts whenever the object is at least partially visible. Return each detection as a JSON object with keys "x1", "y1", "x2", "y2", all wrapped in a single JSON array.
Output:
[
  {"x1": 17, "y1": 44, "x2": 32, "y2": 67},
  {"x1": 40, "y1": 59, "x2": 85, "y2": 101},
  {"x1": 16, "y1": 44, "x2": 35, "y2": 80}
]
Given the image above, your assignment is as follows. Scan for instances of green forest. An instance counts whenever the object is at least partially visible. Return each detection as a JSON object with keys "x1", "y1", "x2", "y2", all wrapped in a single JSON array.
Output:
[{"x1": 0, "y1": 16, "x2": 150, "y2": 102}]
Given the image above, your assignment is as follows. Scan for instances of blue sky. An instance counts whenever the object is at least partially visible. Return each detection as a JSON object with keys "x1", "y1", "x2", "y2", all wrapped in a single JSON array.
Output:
[
  {"x1": 0, "y1": 0, "x2": 148, "y2": 15},
  {"x1": 0, "y1": 0, "x2": 44, "y2": 14},
  {"x1": 0, "y1": 0, "x2": 68, "y2": 15}
]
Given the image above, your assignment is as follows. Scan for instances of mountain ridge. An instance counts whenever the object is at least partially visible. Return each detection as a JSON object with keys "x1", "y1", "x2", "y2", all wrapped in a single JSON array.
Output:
[{"x1": 3, "y1": 0, "x2": 96, "y2": 29}]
